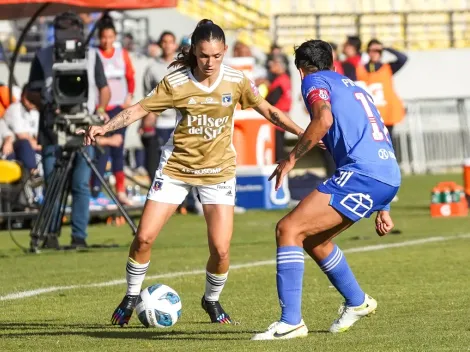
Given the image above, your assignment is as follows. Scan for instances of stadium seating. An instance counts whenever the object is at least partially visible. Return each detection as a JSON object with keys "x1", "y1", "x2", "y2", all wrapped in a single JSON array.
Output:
[
  {"x1": 177, "y1": 0, "x2": 271, "y2": 52},
  {"x1": 268, "y1": 0, "x2": 470, "y2": 52}
]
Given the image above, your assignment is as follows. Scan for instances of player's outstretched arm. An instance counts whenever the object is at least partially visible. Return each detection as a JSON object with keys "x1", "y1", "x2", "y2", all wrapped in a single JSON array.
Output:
[
  {"x1": 290, "y1": 99, "x2": 333, "y2": 161},
  {"x1": 269, "y1": 99, "x2": 333, "y2": 190},
  {"x1": 77, "y1": 103, "x2": 148, "y2": 145},
  {"x1": 254, "y1": 100, "x2": 304, "y2": 137}
]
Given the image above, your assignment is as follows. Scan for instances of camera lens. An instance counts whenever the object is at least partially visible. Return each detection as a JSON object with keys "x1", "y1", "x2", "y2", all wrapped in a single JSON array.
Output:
[{"x1": 57, "y1": 72, "x2": 87, "y2": 98}]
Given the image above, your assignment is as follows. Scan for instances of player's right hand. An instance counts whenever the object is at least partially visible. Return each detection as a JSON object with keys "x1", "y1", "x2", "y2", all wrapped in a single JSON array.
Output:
[
  {"x1": 76, "y1": 126, "x2": 107, "y2": 146},
  {"x1": 375, "y1": 211, "x2": 394, "y2": 236}
]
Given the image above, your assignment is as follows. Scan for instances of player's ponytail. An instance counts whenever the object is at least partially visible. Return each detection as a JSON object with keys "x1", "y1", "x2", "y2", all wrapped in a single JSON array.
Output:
[{"x1": 169, "y1": 19, "x2": 225, "y2": 70}]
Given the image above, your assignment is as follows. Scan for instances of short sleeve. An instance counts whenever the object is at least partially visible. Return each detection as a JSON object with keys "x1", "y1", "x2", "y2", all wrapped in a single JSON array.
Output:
[
  {"x1": 239, "y1": 76, "x2": 263, "y2": 110},
  {"x1": 301, "y1": 74, "x2": 331, "y2": 107},
  {"x1": 3, "y1": 103, "x2": 23, "y2": 134},
  {"x1": 0, "y1": 118, "x2": 13, "y2": 139},
  {"x1": 139, "y1": 77, "x2": 174, "y2": 114}
]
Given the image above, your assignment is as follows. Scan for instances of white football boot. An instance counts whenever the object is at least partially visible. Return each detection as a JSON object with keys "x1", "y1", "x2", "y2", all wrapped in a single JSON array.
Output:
[
  {"x1": 329, "y1": 294, "x2": 377, "y2": 333},
  {"x1": 251, "y1": 319, "x2": 308, "y2": 341}
]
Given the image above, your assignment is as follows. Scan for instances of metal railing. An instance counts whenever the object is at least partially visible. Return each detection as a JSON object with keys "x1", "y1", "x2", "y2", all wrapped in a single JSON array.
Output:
[
  {"x1": 274, "y1": 10, "x2": 470, "y2": 52},
  {"x1": 396, "y1": 98, "x2": 470, "y2": 174}
]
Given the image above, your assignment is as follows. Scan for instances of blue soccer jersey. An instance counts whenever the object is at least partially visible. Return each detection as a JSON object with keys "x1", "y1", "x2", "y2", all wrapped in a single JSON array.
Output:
[{"x1": 301, "y1": 70, "x2": 401, "y2": 187}]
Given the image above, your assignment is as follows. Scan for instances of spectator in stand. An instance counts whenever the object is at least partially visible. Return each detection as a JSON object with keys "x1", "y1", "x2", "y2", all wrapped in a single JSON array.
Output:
[
  {"x1": 90, "y1": 16, "x2": 135, "y2": 206},
  {"x1": 141, "y1": 31, "x2": 178, "y2": 178},
  {"x1": 265, "y1": 44, "x2": 290, "y2": 80},
  {"x1": 2, "y1": 84, "x2": 41, "y2": 175},
  {"x1": 356, "y1": 39, "x2": 408, "y2": 142},
  {"x1": 341, "y1": 35, "x2": 365, "y2": 80},
  {"x1": 329, "y1": 42, "x2": 345, "y2": 75},
  {"x1": 122, "y1": 33, "x2": 135, "y2": 52},
  {"x1": 146, "y1": 38, "x2": 160, "y2": 58},
  {"x1": 265, "y1": 54, "x2": 292, "y2": 161}
]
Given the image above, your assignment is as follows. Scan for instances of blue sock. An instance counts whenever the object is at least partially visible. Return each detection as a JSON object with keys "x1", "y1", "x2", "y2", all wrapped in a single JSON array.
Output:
[
  {"x1": 319, "y1": 245, "x2": 365, "y2": 307},
  {"x1": 277, "y1": 246, "x2": 304, "y2": 325}
]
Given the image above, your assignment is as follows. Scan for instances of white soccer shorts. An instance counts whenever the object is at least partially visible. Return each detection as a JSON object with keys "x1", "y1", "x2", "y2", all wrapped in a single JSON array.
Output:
[{"x1": 147, "y1": 171, "x2": 236, "y2": 206}]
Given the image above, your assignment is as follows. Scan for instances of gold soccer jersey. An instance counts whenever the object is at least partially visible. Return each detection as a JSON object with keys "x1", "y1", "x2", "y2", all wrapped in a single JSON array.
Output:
[{"x1": 139, "y1": 64, "x2": 263, "y2": 185}]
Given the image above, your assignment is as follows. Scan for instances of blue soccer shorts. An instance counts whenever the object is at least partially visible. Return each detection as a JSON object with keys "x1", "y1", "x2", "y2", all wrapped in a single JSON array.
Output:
[{"x1": 317, "y1": 170, "x2": 399, "y2": 222}]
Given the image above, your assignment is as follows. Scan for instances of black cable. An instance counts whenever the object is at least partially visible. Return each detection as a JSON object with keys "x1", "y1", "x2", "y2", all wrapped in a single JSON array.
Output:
[{"x1": 7, "y1": 215, "x2": 29, "y2": 253}]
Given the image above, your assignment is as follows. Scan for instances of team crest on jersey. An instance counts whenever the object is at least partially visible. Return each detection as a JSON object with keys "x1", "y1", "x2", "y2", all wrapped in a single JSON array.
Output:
[
  {"x1": 222, "y1": 93, "x2": 232, "y2": 107},
  {"x1": 319, "y1": 89, "x2": 329, "y2": 100}
]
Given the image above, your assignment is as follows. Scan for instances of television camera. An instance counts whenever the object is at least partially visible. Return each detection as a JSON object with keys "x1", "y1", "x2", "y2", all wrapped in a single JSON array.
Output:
[{"x1": 29, "y1": 12, "x2": 137, "y2": 253}]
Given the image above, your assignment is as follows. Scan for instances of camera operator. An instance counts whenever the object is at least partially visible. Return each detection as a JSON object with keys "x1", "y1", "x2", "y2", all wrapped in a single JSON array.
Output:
[{"x1": 28, "y1": 11, "x2": 111, "y2": 248}]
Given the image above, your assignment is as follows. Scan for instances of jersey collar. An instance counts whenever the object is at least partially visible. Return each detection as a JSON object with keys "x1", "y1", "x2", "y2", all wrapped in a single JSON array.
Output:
[{"x1": 188, "y1": 64, "x2": 225, "y2": 93}]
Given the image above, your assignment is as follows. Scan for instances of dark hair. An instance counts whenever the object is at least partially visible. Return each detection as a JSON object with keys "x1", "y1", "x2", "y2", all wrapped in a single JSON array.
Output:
[
  {"x1": 98, "y1": 15, "x2": 116, "y2": 37},
  {"x1": 294, "y1": 40, "x2": 333, "y2": 73},
  {"x1": 329, "y1": 42, "x2": 338, "y2": 52},
  {"x1": 367, "y1": 38, "x2": 383, "y2": 50},
  {"x1": 169, "y1": 19, "x2": 225, "y2": 70},
  {"x1": 158, "y1": 31, "x2": 176, "y2": 45},
  {"x1": 346, "y1": 35, "x2": 362, "y2": 53},
  {"x1": 53, "y1": 11, "x2": 84, "y2": 32},
  {"x1": 21, "y1": 82, "x2": 31, "y2": 96}
]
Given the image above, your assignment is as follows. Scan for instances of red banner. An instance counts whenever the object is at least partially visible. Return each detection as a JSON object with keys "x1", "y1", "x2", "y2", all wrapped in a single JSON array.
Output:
[{"x1": 0, "y1": 0, "x2": 177, "y2": 19}]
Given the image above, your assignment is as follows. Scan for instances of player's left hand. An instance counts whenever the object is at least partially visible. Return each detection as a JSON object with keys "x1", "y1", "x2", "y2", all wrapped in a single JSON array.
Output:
[
  {"x1": 269, "y1": 158, "x2": 296, "y2": 191},
  {"x1": 375, "y1": 210, "x2": 394, "y2": 236}
]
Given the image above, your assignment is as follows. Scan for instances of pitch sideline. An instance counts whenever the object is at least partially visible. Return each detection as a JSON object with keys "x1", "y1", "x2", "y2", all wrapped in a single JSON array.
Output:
[{"x1": 1, "y1": 234, "x2": 469, "y2": 301}]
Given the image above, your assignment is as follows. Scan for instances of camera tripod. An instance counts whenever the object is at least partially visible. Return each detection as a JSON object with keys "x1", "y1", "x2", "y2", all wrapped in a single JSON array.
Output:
[{"x1": 29, "y1": 145, "x2": 138, "y2": 253}]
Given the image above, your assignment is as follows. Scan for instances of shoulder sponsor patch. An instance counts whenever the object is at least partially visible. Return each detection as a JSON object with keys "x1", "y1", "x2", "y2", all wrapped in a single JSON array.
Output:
[{"x1": 250, "y1": 80, "x2": 259, "y2": 96}]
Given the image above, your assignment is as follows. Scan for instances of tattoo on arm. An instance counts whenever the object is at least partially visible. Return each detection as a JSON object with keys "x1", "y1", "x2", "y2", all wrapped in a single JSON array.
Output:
[
  {"x1": 294, "y1": 139, "x2": 312, "y2": 160},
  {"x1": 104, "y1": 109, "x2": 132, "y2": 132},
  {"x1": 319, "y1": 101, "x2": 331, "y2": 112},
  {"x1": 269, "y1": 111, "x2": 289, "y2": 131}
]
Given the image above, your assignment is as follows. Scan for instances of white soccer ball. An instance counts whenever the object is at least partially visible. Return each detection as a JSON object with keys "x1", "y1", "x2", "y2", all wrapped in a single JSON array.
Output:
[{"x1": 136, "y1": 284, "x2": 182, "y2": 328}]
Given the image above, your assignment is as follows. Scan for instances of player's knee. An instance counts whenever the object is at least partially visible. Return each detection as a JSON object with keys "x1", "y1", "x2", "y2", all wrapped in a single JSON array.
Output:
[
  {"x1": 211, "y1": 246, "x2": 230, "y2": 262},
  {"x1": 276, "y1": 218, "x2": 305, "y2": 243},
  {"x1": 135, "y1": 229, "x2": 157, "y2": 250},
  {"x1": 276, "y1": 218, "x2": 295, "y2": 241}
]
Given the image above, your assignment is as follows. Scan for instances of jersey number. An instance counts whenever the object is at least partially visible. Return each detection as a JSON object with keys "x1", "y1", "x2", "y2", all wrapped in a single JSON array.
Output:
[{"x1": 355, "y1": 92, "x2": 389, "y2": 142}]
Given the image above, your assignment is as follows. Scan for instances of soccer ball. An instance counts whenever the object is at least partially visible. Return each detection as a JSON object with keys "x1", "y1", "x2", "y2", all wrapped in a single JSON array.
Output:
[{"x1": 135, "y1": 284, "x2": 182, "y2": 328}]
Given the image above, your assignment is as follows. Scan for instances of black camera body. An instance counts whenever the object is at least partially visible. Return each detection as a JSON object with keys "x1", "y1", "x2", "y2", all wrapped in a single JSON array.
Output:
[{"x1": 50, "y1": 14, "x2": 102, "y2": 148}]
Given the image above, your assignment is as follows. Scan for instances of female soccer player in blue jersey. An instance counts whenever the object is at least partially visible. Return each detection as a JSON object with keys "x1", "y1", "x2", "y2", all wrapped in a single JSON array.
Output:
[{"x1": 252, "y1": 40, "x2": 401, "y2": 340}]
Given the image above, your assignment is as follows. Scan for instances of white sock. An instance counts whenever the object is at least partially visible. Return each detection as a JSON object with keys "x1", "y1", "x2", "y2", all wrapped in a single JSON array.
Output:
[
  {"x1": 205, "y1": 271, "x2": 228, "y2": 302},
  {"x1": 126, "y1": 257, "x2": 149, "y2": 296}
]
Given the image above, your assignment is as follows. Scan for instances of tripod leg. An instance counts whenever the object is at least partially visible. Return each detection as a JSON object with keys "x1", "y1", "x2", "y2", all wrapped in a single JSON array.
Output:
[
  {"x1": 80, "y1": 148, "x2": 138, "y2": 235},
  {"x1": 29, "y1": 151, "x2": 75, "y2": 252},
  {"x1": 47, "y1": 151, "x2": 76, "y2": 243}
]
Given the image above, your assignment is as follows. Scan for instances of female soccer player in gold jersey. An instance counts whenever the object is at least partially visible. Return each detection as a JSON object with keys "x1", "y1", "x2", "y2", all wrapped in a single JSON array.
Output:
[{"x1": 79, "y1": 19, "x2": 304, "y2": 326}]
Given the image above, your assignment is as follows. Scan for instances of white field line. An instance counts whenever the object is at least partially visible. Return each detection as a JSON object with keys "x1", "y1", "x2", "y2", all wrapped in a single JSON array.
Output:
[{"x1": 1, "y1": 234, "x2": 469, "y2": 302}]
